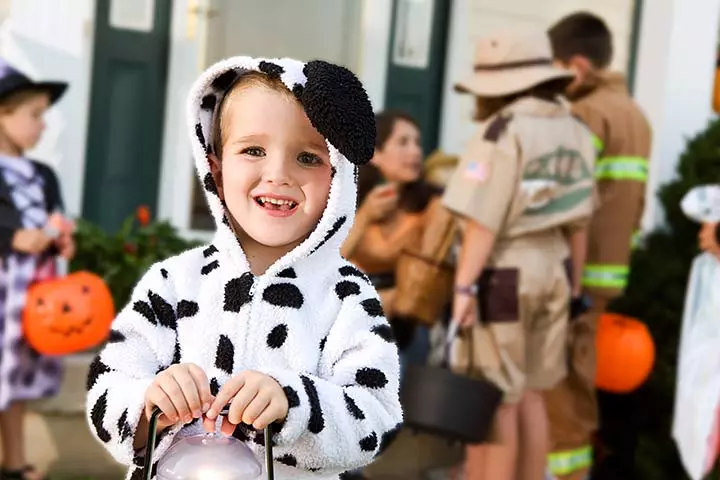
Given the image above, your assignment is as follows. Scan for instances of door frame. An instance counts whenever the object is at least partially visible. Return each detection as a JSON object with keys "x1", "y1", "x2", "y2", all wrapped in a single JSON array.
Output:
[
  {"x1": 81, "y1": 0, "x2": 173, "y2": 232},
  {"x1": 382, "y1": 0, "x2": 452, "y2": 156},
  {"x1": 156, "y1": 0, "x2": 214, "y2": 241}
]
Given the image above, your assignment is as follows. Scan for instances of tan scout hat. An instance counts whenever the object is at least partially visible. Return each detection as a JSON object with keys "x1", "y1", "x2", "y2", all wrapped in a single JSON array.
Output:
[{"x1": 455, "y1": 29, "x2": 574, "y2": 97}]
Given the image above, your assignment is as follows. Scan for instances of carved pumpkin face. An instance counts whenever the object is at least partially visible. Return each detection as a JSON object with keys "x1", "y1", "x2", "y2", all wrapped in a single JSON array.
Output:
[
  {"x1": 23, "y1": 271, "x2": 115, "y2": 356},
  {"x1": 595, "y1": 313, "x2": 655, "y2": 393}
]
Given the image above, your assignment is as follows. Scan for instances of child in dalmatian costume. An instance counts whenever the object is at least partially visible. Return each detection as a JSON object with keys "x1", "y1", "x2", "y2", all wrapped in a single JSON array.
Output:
[{"x1": 85, "y1": 57, "x2": 403, "y2": 480}]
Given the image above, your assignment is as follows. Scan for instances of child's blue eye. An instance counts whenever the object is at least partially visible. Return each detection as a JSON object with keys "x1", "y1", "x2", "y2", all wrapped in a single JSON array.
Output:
[
  {"x1": 241, "y1": 147, "x2": 265, "y2": 157},
  {"x1": 298, "y1": 152, "x2": 322, "y2": 165}
]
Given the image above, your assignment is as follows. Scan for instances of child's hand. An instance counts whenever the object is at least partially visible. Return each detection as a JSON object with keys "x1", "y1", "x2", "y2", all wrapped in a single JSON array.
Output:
[
  {"x1": 452, "y1": 291, "x2": 479, "y2": 328},
  {"x1": 11, "y1": 228, "x2": 54, "y2": 254},
  {"x1": 203, "y1": 370, "x2": 289, "y2": 435},
  {"x1": 56, "y1": 231, "x2": 75, "y2": 259},
  {"x1": 699, "y1": 222, "x2": 720, "y2": 257},
  {"x1": 47, "y1": 212, "x2": 75, "y2": 233},
  {"x1": 361, "y1": 184, "x2": 398, "y2": 222},
  {"x1": 144, "y1": 363, "x2": 213, "y2": 430}
]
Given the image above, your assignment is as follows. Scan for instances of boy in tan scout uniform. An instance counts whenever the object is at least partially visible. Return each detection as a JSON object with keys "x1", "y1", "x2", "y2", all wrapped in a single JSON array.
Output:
[
  {"x1": 444, "y1": 29, "x2": 597, "y2": 480},
  {"x1": 543, "y1": 12, "x2": 653, "y2": 480}
]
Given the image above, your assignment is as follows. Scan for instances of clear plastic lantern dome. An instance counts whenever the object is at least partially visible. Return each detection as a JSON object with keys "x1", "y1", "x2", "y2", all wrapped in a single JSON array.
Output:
[{"x1": 156, "y1": 432, "x2": 262, "y2": 480}]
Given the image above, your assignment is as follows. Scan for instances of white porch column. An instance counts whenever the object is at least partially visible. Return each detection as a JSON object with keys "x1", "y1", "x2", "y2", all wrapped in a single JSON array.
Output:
[{"x1": 633, "y1": 0, "x2": 720, "y2": 230}]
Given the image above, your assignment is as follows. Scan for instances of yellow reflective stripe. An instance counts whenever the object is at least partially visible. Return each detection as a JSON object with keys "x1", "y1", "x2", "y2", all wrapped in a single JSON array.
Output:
[
  {"x1": 548, "y1": 446, "x2": 593, "y2": 475},
  {"x1": 592, "y1": 134, "x2": 604, "y2": 153},
  {"x1": 582, "y1": 264, "x2": 629, "y2": 289},
  {"x1": 595, "y1": 156, "x2": 648, "y2": 181}
]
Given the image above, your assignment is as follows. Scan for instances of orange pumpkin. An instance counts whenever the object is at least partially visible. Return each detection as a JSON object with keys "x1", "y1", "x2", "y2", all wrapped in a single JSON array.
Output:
[
  {"x1": 23, "y1": 271, "x2": 115, "y2": 356},
  {"x1": 595, "y1": 313, "x2": 655, "y2": 393}
]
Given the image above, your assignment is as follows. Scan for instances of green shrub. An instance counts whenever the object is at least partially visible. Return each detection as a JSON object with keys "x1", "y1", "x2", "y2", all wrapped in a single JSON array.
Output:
[{"x1": 69, "y1": 206, "x2": 202, "y2": 310}]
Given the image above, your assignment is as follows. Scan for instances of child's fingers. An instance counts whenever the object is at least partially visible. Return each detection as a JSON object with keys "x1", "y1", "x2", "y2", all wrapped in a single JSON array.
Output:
[
  {"x1": 207, "y1": 376, "x2": 245, "y2": 419},
  {"x1": 186, "y1": 364, "x2": 212, "y2": 411},
  {"x1": 159, "y1": 377, "x2": 193, "y2": 423},
  {"x1": 173, "y1": 370, "x2": 203, "y2": 418},
  {"x1": 252, "y1": 400, "x2": 284, "y2": 430},
  {"x1": 227, "y1": 385, "x2": 258, "y2": 426},
  {"x1": 146, "y1": 388, "x2": 179, "y2": 424},
  {"x1": 220, "y1": 417, "x2": 235, "y2": 436},
  {"x1": 202, "y1": 414, "x2": 217, "y2": 433},
  {"x1": 241, "y1": 391, "x2": 271, "y2": 426}
]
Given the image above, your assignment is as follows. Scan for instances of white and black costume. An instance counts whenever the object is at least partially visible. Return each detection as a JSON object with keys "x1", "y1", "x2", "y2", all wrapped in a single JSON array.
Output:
[{"x1": 85, "y1": 57, "x2": 403, "y2": 480}]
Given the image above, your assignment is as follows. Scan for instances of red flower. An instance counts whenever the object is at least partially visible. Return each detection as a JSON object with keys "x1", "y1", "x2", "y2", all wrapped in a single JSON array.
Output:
[
  {"x1": 123, "y1": 243, "x2": 137, "y2": 254},
  {"x1": 137, "y1": 205, "x2": 151, "y2": 226}
]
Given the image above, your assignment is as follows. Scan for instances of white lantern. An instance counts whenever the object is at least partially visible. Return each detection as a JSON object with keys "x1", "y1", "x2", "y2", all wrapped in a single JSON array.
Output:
[{"x1": 143, "y1": 408, "x2": 274, "y2": 480}]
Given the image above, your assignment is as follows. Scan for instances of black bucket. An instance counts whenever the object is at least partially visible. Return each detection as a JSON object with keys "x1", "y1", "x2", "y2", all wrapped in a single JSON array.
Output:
[{"x1": 400, "y1": 325, "x2": 503, "y2": 444}]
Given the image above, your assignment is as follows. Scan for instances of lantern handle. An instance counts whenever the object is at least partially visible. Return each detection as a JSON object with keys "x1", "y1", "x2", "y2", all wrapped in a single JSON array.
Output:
[{"x1": 144, "y1": 406, "x2": 274, "y2": 480}]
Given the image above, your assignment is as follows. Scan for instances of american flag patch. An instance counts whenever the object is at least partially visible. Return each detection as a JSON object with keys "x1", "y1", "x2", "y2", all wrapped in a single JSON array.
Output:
[{"x1": 463, "y1": 161, "x2": 489, "y2": 182}]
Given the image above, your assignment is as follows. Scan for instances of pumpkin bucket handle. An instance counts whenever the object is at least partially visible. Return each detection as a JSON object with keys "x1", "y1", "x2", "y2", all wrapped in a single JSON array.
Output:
[
  {"x1": 143, "y1": 406, "x2": 275, "y2": 480},
  {"x1": 55, "y1": 257, "x2": 68, "y2": 278}
]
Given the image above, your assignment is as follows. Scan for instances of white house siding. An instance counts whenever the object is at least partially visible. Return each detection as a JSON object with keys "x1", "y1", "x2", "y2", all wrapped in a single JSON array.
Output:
[
  {"x1": 633, "y1": 0, "x2": 720, "y2": 229},
  {"x1": 0, "y1": 0, "x2": 95, "y2": 219}
]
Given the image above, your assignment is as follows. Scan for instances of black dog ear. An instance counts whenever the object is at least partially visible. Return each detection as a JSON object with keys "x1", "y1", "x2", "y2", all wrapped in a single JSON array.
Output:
[{"x1": 300, "y1": 60, "x2": 376, "y2": 166}]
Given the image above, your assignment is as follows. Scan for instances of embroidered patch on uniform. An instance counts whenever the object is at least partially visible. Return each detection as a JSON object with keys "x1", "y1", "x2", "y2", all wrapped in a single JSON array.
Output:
[{"x1": 463, "y1": 161, "x2": 490, "y2": 183}]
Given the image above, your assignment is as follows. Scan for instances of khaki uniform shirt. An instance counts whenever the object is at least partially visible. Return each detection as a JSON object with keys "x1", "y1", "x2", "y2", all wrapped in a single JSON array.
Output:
[
  {"x1": 570, "y1": 72, "x2": 653, "y2": 299},
  {"x1": 443, "y1": 97, "x2": 597, "y2": 247}
]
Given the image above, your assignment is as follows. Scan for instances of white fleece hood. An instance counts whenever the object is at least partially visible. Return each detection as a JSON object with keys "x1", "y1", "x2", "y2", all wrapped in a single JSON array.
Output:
[{"x1": 187, "y1": 57, "x2": 376, "y2": 274}]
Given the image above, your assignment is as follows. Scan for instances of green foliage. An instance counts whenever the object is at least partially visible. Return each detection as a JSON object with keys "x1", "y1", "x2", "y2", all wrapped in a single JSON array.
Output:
[{"x1": 69, "y1": 209, "x2": 202, "y2": 311}]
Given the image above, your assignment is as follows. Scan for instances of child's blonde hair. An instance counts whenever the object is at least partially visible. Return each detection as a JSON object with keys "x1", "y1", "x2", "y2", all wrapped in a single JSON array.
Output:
[{"x1": 212, "y1": 71, "x2": 298, "y2": 158}]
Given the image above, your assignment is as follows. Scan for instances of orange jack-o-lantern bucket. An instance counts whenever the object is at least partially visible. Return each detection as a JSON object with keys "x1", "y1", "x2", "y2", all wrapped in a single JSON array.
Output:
[
  {"x1": 23, "y1": 271, "x2": 115, "y2": 356},
  {"x1": 595, "y1": 312, "x2": 655, "y2": 393}
]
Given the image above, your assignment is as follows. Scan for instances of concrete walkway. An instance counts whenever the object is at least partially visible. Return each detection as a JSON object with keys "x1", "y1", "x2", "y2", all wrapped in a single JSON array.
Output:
[{"x1": 4, "y1": 354, "x2": 125, "y2": 480}]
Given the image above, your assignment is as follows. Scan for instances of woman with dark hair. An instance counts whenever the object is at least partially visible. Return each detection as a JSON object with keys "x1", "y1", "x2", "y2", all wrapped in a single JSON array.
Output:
[{"x1": 342, "y1": 110, "x2": 440, "y2": 361}]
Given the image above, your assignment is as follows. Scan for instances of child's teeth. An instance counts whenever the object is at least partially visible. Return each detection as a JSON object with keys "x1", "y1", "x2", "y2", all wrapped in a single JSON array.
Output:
[{"x1": 259, "y1": 197, "x2": 296, "y2": 207}]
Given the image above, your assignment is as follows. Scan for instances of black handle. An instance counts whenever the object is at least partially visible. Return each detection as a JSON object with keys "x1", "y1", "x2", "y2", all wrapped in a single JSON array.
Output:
[{"x1": 143, "y1": 406, "x2": 274, "y2": 480}]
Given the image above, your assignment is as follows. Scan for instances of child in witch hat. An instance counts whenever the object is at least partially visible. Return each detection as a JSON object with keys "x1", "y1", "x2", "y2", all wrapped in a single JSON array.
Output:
[{"x1": 0, "y1": 59, "x2": 74, "y2": 480}]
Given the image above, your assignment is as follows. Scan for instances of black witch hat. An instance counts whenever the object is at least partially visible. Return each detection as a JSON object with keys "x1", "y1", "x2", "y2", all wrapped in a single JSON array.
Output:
[{"x1": 0, "y1": 58, "x2": 67, "y2": 104}]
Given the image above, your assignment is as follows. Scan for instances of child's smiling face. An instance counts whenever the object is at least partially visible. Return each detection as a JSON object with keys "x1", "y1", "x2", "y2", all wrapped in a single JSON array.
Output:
[{"x1": 209, "y1": 78, "x2": 332, "y2": 253}]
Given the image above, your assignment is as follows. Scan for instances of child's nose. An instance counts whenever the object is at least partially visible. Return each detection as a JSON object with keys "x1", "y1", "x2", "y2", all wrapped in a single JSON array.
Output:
[{"x1": 263, "y1": 156, "x2": 292, "y2": 185}]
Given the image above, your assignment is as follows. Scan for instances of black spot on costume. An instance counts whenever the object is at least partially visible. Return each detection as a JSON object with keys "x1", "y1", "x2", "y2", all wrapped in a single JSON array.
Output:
[
  {"x1": 267, "y1": 324, "x2": 289, "y2": 348},
  {"x1": 201, "y1": 260, "x2": 219, "y2": 275},
  {"x1": 224, "y1": 273, "x2": 254, "y2": 312},
  {"x1": 107, "y1": 330, "x2": 126, "y2": 343},
  {"x1": 262, "y1": 283, "x2": 304, "y2": 309},
  {"x1": 215, "y1": 335, "x2": 235, "y2": 374},
  {"x1": 335, "y1": 280, "x2": 360, "y2": 299}
]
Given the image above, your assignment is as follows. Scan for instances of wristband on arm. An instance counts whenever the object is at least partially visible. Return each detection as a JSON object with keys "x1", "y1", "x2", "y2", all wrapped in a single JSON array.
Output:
[{"x1": 455, "y1": 284, "x2": 478, "y2": 296}]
